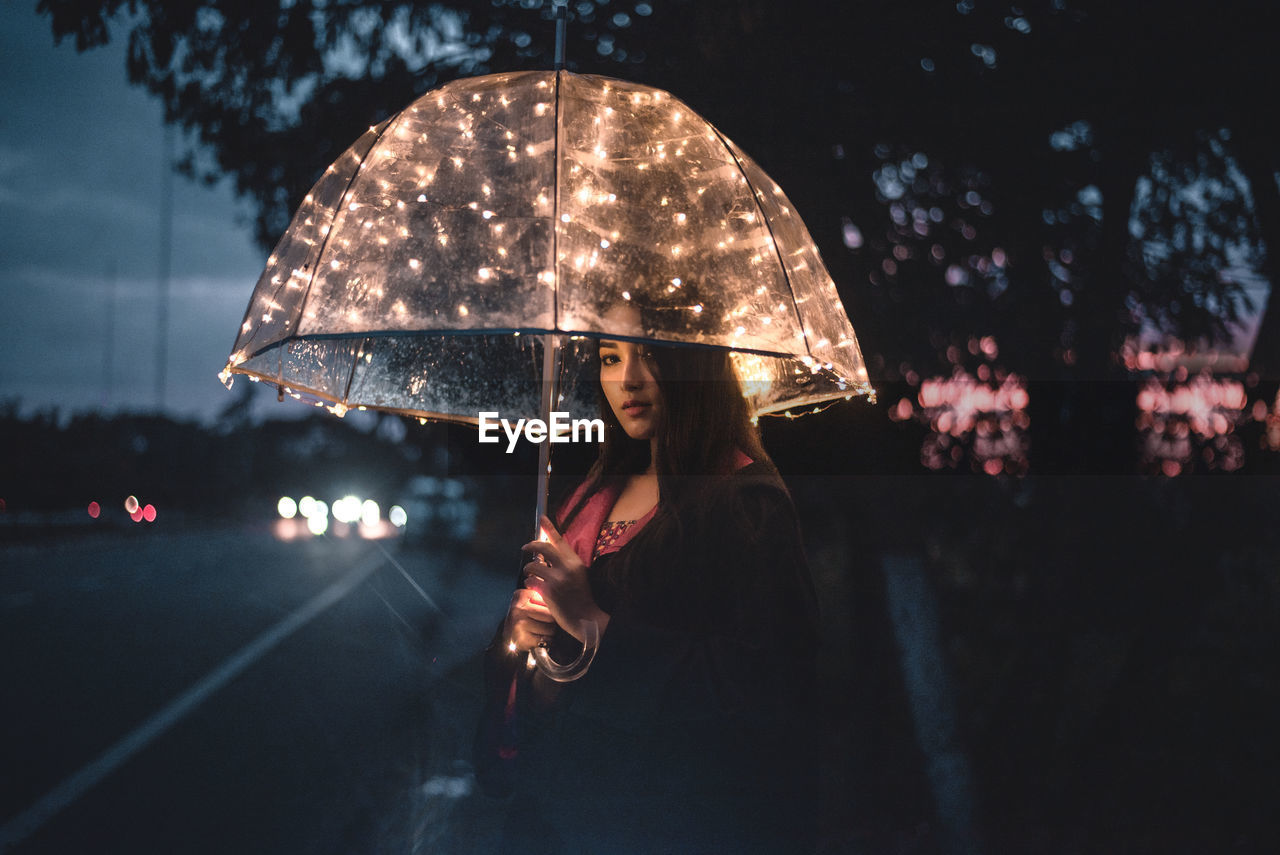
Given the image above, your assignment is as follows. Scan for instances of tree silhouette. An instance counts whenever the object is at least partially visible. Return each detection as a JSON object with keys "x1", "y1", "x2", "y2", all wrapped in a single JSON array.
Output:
[{"x1": 39, "y1": 0, "x2": 1277, "y2": 468}]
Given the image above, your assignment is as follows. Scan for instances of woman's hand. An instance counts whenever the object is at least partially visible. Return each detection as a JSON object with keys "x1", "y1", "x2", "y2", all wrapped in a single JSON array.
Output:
[
  {"x1": 521, "y1": 515, "x2": 611, "y2": 644},
  {"x1": 503, "y1": 587, "x2": 558, "y2": 653}
]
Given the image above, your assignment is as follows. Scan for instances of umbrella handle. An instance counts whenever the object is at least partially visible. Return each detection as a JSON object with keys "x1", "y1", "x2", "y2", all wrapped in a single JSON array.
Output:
[{"x1": 531, "y1": 618, "x2": 599, "y2": 681}]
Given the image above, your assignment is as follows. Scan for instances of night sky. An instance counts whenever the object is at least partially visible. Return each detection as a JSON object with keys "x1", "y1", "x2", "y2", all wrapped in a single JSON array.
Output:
[{"x1": 0, "y1": 5, "x2": 264, "y2": 423}]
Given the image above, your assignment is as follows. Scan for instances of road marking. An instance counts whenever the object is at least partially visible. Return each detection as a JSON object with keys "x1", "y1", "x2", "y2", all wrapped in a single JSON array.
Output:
[
  {"x1": 373, "y1": 539, "x2": 443, "y2": 614},
  {"x1": 0, "y1": 550, "x2": 386, "y2": 852}
]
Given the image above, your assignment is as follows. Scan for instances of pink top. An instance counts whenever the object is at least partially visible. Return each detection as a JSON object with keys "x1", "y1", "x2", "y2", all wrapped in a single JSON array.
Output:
[
  {"x1": 560, "y1": 481, "x2": 659, "y2": 567},
  {"x1": 594, "y1": 519, "x2": 637, "y2": 559},
  {"x1": 560, "y1": 449, "x2": 753, "y2": 567}
]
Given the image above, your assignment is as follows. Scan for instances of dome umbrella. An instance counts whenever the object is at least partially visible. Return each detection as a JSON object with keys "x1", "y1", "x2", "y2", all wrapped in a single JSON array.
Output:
[{"x1": 221, "y1": 68, "x2": 875, "y2": 679}]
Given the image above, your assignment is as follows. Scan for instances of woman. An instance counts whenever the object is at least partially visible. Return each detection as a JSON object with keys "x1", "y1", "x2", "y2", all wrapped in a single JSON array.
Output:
[{"x1": 476, "y1": 331, "x2": 821, "y2": 854}]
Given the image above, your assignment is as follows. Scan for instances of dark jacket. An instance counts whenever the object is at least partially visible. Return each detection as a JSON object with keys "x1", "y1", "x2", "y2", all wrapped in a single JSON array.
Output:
[{"x1": 477, "y1": 460, "x2": 820, "y2": 854}]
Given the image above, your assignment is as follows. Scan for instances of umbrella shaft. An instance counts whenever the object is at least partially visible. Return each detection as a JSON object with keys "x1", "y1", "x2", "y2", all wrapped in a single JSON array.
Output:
[{"x1": 533, "y1": 332, "x2": 562, "y2": 537}]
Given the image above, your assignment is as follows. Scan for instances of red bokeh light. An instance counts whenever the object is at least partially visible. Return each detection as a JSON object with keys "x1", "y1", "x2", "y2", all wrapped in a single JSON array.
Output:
[
  {"x1": 88, "y1": 501, "x2": 101, "y2": 519},
  {"x1": 142, "y1": 504, "x2": 157, "y2": 523},
  {"x1": 1136, "y1": 373, "x2": 1248, "y2": 475},
  {"x1": 913, "y1": 361, "x2": 1031, "y2": 476},
  {"x1": 130, "y1": 508, "x2": 144, "y2": 523}
]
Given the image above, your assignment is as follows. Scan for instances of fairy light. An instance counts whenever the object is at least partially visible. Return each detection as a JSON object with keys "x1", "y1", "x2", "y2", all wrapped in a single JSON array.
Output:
[{"x1": 225, "y1": 71, "x2": 874, "y2": 425}]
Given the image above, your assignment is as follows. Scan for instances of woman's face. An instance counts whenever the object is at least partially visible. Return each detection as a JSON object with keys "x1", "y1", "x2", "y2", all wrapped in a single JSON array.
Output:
[{"x1": 598, "y1": 339, "x2": 664, "y2": 441}]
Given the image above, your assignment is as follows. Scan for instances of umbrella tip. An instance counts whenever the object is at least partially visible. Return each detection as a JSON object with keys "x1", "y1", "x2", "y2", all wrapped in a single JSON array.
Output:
[{"x1": 554, "y1": 3, "x2": 567, "y2": 70}]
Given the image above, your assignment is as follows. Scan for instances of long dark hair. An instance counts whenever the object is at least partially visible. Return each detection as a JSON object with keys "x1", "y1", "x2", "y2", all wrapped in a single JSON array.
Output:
[{"x1": 558, "y1": 342, "x2": 771, "y2": 530}]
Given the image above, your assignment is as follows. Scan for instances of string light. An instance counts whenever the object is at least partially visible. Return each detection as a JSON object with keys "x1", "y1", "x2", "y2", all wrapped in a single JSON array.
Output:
[{"x1": 225, "y1": 71, "x2": 875, "y2": 423}]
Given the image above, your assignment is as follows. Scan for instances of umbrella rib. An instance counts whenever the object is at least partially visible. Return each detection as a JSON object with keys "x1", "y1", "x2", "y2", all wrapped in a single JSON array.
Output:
[
  {"x1": 340, "y1": 336, "x2": 369, "y2": 405},
  {"x1": 551, "y1": 68, "x2": 564, "y2": 330},
  {"x1": 236, "y1": 329, "x2": 809, "y2": 365},
  {"x1": 707, "y1": 126, "x2": 816, "y2": 362},
  {"x1": 233, "y1": 112, "x2": 385, "y2": 362},
  {"x1": 292, "y1": 117, "x2": 399, "y2": 411},
  {"x1": 294, "y1": 116, "x2": 401, "y2": 342},
  {"x1": 227, "y1": 363, "x2": 485, "y2": 424}
]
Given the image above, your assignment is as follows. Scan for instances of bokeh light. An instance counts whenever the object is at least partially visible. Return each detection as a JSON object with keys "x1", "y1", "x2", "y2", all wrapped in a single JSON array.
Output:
[
  {"x1": 333, "y1": 495, "x2": 362, "y2": 524},
  {"x1": 1136, "y1": 371, "x2": 1247, "y2": 475},
  {"x1": 890, "y1": 335, "x2": 1029, "y2": 476}
]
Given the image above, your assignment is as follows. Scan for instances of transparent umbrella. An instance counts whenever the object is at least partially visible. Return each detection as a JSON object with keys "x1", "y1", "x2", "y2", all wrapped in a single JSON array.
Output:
[{"x1": 221, "y1": 68, "x2": 875, "y2": 679}]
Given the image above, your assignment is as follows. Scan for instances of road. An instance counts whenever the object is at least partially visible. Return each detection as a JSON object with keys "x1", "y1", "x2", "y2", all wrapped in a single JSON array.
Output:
[{"x1": 0, "y1": 525, "x2": 513, "y2": 853}]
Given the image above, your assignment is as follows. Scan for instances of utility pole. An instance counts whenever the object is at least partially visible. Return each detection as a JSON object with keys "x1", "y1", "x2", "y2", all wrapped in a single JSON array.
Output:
[
  {"x1": 103, "y1": 259, "x2": 116, "y2": 409},
  {"x1": 156, "y1": 124, "x2": 173, "y2": 413}
]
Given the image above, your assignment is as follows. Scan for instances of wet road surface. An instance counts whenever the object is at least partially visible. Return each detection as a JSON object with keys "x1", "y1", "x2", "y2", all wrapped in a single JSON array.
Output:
[{"x1": 1, "y1": 526, "x2": 512, "y2": 853}]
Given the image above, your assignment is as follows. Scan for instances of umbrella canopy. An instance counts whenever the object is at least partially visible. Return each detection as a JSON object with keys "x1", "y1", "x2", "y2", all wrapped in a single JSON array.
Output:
[{"x1": 221, "y1": 70, "x2": 874, "y2": 422}]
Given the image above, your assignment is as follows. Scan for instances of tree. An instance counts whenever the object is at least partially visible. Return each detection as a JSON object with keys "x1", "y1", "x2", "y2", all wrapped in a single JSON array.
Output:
[
  {"x1": 38, "y1": 0, "x2": 671, "y2": 247},
  {"x1": 41, "y1": 0, "x2": 1276, "y2": 470}
]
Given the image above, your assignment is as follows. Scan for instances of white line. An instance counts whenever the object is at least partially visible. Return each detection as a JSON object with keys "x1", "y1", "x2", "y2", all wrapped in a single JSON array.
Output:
[
  {"x1": 0, "y1": 550, "x2": 386, "y2": 852},
  {"x1": 372, "y1": 540, "x2": 443, "y2": 614}
]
